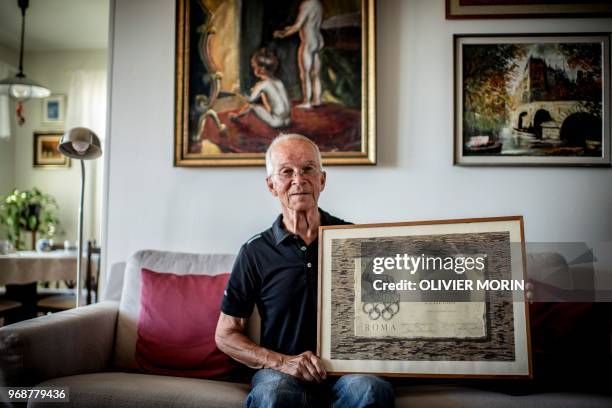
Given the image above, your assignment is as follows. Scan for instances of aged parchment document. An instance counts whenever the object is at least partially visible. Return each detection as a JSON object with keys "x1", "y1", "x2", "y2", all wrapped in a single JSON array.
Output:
[{"x1": 353, "y1": 258, "x2": 487, "y2": 338}]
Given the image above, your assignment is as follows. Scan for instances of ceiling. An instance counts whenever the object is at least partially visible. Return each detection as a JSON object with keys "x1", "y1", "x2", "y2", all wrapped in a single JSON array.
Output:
[{"x1": 0, "y1": 0, "x2": 109, "y2": 52}]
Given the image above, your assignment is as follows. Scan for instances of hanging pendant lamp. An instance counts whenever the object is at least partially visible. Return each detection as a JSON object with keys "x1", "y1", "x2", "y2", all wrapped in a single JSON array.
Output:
[{"x1": 0, "y1": 0, "x2": 51, "y2": 125}]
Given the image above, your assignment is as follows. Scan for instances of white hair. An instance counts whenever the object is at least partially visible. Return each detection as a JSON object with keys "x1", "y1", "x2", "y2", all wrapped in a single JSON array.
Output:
[{"x1": 265, "y1": 133, "x2": 323, "y2": 176}]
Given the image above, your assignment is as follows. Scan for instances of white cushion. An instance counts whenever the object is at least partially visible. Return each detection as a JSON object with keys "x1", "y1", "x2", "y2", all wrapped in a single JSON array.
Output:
[
  {"x1": 113, "y1": 250, "x2": 236, "y2": 368},
  {"x1": 102, "y1": 262, "x2": 126, "y2": 302}
]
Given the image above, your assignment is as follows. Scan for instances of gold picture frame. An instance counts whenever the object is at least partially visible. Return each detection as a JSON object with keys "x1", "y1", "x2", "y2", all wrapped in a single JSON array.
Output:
[
  {"x1": 33, "y1": 131, "x2": 70, "y2": 168},
  {"x1": 318, "y1": 216, "x2": 532, "y2": 378},
  {"x1": 174, "y1": 0, "x2": 376, "y2": 166}
]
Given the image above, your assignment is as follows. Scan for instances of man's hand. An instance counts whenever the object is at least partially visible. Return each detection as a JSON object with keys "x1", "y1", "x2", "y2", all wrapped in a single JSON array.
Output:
[
  {"x1": 216, "y1": 313, "x2": 326, "y2": 382},
  {"x1": 277, "y1": 351, "x2": 327, "y2": 383}
]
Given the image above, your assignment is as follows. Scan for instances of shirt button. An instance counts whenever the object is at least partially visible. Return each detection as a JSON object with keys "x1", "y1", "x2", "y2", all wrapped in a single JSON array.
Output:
[
  {"x1": 301, "y1": 246, "x2": 307, "y2": 251},
  {"x1": 307, "y1": 262, "x2": 312, "y2": 268}
]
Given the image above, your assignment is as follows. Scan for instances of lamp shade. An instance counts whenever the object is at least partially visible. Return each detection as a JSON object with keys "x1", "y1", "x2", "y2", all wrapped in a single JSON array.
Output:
[
  {"x1": 0, "y1": 75, "x2": 51, "y2": 100},
  {"x1": 58, "y1": 127, "x2": 102, "y2": 160}
]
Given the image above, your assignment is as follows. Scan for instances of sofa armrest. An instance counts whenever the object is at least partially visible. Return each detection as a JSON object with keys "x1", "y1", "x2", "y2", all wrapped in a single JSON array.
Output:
[{"x1": 0, "y1": 301, "x2": 119, "y2": 386}]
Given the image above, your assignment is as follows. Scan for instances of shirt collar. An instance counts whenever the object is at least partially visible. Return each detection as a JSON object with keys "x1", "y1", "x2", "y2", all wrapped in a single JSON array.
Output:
[{"x1": 272, "y1": 208, "x2": 332, "y2": 246}]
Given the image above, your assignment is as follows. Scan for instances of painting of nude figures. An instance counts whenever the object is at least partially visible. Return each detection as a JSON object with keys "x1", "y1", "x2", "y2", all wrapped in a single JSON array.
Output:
[{"x1": 175, "y1": 0, "x2": 376, "y2": 166}]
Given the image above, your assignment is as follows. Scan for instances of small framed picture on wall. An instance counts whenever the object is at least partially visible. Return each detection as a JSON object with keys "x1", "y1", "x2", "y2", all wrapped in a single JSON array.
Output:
[
  {"x1": 33, "y1": 131, "x2": 70, "y2": 168},
  {"x1": 42, "y1": 95, "x2": 65, "y2": 124}
]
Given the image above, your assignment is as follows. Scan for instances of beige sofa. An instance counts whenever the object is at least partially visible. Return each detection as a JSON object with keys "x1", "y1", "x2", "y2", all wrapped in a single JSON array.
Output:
[{"x1": 1, "y1": 249, "x2": 611, "y2": 407}]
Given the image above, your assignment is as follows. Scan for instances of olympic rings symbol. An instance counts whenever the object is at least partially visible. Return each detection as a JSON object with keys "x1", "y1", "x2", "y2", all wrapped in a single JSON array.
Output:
[{"x1": 362, "y1": 302, "x2": 400, "y2": 321}]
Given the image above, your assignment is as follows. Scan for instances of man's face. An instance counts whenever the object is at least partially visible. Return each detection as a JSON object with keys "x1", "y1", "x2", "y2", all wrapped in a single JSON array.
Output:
[{"x1": 266, "y1": 139, "x2": 326, "y2": 213}]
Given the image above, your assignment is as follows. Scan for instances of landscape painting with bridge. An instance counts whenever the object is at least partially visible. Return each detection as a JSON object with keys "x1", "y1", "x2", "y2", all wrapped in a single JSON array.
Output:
[{"x1": 455, "y1": 34, "x2": 610, "y2": 166}]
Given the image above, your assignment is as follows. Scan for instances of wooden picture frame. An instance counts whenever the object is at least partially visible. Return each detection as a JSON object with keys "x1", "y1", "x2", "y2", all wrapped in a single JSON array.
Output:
[
  {"x1": 318, "y1": 216, "x2": 532, "y2": 378},
  {"x1": 42, "y1": 95, "x2": 65, "y2": 124},
  {"x1": 454, "y1": 33, "x2": 610, "y2": 166},
  {"x1": 174, "y1": 0, "x2": 376, "y2": 166},
  {"x1": 33, "y1": 131, "x2": 70, "y2": 168},
  {"x1": 446, "y1": 0, "x2": 612, "y2": 19}
]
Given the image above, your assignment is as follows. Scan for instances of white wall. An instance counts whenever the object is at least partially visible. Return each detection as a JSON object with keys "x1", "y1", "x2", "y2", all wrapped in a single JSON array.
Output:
[
  {"x1": 0, "y1": 44, "x2": 17, "y2": 67},
  {"x1": 10, "y1": 50, "x2": 107, "y2": 246},
  {"x1": 0, "y1": 135, "x2": 15, "y2": 197},
  {"x1": 0, "y1": 45, "x2": 18, "y2": 196},
  {"x1": 106, "y1": 0, "x2": 612, "y2": 279}
]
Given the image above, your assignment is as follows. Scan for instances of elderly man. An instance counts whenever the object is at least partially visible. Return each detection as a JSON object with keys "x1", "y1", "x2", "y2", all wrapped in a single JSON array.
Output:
[{"x1": 215, "y1": 134, "x2": 394, "y2": 407}]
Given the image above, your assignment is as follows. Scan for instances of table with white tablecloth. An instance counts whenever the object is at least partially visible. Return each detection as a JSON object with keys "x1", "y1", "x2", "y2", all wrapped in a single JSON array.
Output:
[
  {"x1": 0, "y1": 250, "x2": 98, "y2": 322},
  {"x1": 0, "y1": 250, "x2": 84, "y2": 285}
]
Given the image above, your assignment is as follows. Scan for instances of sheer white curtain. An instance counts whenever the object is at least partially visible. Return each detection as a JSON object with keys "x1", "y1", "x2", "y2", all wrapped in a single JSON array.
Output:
[
  {"x1": 64, "y1": 69, "x2": 107, "y2": 243},
  {"x1": 65, "y1": 70, "x2": 107, "y2": 137},
  {"x1": 0, "y1": 61, "x2": 17, "y2": 139}
]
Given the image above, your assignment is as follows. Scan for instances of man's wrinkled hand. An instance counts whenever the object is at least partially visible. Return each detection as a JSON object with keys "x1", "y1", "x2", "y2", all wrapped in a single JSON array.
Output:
[{"x1": 278, "y1": 351, "x2": 327, "y2": 383}]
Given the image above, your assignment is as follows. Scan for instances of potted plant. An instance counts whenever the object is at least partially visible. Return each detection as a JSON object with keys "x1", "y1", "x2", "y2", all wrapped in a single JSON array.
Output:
[{"x1": 0, "y1": 188, "x2": 62, "y2": 251}]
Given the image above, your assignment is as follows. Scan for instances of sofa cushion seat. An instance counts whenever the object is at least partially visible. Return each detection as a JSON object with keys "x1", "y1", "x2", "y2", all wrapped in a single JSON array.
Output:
[
  {"x1": 32, "y1": 374, "x2": 612, "y2": 408},
  {"x1": 394, "y1": 384, "x2": 612, "y2": 408},
  {"x1": 33, "y1": 372, "x2": 250, "y2": 408}
]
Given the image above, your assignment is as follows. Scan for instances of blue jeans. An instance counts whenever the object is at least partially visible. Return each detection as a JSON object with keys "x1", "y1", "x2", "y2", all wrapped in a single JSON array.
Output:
[{"x1": 245, "y1": 368, "x2": 394, "y2": 408}]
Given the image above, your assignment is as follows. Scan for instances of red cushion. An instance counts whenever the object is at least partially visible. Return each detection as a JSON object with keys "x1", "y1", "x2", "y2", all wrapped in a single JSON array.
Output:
[{"x1": 134, "y1": 268, "x2": 236, "y2": 379}]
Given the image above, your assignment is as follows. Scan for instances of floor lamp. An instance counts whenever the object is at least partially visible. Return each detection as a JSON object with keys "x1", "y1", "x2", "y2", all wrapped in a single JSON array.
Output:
[{"x1": 58, "y1": 127, "x2": 102, "y2": 307}]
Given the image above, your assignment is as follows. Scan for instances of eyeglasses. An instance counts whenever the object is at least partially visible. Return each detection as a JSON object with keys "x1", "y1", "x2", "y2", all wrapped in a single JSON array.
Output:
[{"x1": 271, "y1": 164, "x2": 321, "y2": 181}]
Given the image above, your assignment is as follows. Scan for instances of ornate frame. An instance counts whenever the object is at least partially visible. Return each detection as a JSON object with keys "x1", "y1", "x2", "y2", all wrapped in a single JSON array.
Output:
[{"x1": 174, "y1": 0, "x2": 376, "y2": 166}]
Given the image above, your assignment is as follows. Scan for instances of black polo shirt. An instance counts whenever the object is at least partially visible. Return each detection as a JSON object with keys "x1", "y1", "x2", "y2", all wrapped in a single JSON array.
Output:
[{"x1": 221, "y1": 209, "x2": 350, "y2": 356}]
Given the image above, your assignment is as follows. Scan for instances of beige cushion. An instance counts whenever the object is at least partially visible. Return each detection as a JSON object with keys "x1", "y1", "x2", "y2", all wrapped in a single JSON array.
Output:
[
  {"x1": 34, "y1": 372, "x2": 250, "y2": 408},
  {"x1": 102, "y1": 261, "x2": 126, "y2": 301},
  {"x1": 113, "y1": 250, "x2": 237, "y2": 368},
  {"x1": 34, "y1": 374, "x2": 612, "y2": 408},
  {"x1": 394, "y1": 385, "x2": 612, "y2": 408}
]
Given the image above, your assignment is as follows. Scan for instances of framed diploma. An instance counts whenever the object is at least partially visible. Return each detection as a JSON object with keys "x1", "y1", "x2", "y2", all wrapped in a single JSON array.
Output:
[{"x1": 317, "y1": 216, "x2": 532, "y2": 378}]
